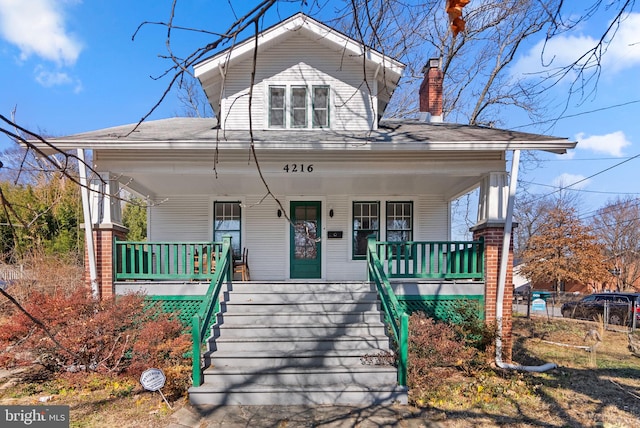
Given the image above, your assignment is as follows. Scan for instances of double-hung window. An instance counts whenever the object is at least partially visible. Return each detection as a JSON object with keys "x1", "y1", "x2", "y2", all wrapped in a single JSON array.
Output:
[
  {"x1": 312, "y1": 86, "x2": 329, "y2": 128},
  {"x1": 386, "y1": 201, "x2": 413, "y2": 242},
  {"x1": 352, "y1": 202, "x2": 380, "y2": 259},
  {"x1": 268, "y1": 85, "x2": 330, "y2": 128},
  {"x1": 291, "y1": 86, "x2": 308, "y2": 127},
  {"x1": 269, "y1": 86, "x2": 286, "y2": 128},
  {"x1": 386, "y1": 201, "x2": 413, "y2": 258},
  {"x1": 213, "y1": 202, "x2": 241, "y2": 258}
]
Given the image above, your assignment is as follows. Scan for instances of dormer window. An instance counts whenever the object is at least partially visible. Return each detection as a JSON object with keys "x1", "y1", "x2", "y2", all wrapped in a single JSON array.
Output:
[
  {"x1": 291, "y1": 86, "x2": 307, "y2": 127},
  {"x1": 312, "y1": 86, "x2": 329, "y2": 127},
  {"x1": 269, "y1": 85, "x2": 330, "y2": 129},
  {"x1": 269, "y1": 86, "x2": 286, "y2": 127}
]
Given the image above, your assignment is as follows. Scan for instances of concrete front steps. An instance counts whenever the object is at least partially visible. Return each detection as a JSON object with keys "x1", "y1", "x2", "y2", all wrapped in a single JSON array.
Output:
[{"x1": 188, "y1": 281, "x2": 407, "y2": 406}]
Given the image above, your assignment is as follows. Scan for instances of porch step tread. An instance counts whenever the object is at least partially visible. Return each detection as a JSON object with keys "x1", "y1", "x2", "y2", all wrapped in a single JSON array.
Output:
[
  {"x1": 209, "y1": 347, "x2": 389, "y2": 355},
  {"x1": 212, "y1": 340, "x2": 389, "y2": 353},
  {"x1": 220, "y1": 302, "x2": 379, "y2": 313},
  {"x1": 202, "y1": 366, "x2": 398, "y2": 385},
  {"x1": 214, "y1": 335, "x2": 388, "y2": 343},
  {"x1": 216, "y1": 311, "x2": 383, "y2": 324},
  {"x1": 188, "y1": 384, "x2": 408, "y2": 406},
  {"x1": 228, "y1": 282, "x2": 375, "y2": 293},
  {"x1": 190, "y1": 384, "x2": 405, "y2": 393},
  {"x1": 225, "y1": 294, "x2": 378, "y2": 303},
  {"x1": 202, "y1": 365, "x2": 395, "y2": 375},
  {"x1": 211, "y1": 326, "x2": 386, "y2": 337}
]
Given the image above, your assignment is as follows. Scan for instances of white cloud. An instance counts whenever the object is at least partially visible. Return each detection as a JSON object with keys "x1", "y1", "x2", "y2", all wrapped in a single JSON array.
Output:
[
  {"x1": 34, "y1": 66, "x2": 71, "y2": 86},
  {"x1": 512, "y1": 13, "x2": 640, "y2": 79},
  {"x1": 34, "y1": 64, "x2": 82, "y2": 92},
  {"x1": 553, "y1": 173, "x2": 590, "y2": 190},
  {"x1": 575, "y1": 131, "x2": 631, "y2": 157},
  {"x1": 0, "y1": 0, "x2": 82, "y2": 65}
]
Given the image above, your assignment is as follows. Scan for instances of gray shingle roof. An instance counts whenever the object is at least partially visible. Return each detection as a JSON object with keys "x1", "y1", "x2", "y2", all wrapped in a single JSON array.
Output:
[{"x1": 45, "y1": 117, "x2": 575, "y2": 153}]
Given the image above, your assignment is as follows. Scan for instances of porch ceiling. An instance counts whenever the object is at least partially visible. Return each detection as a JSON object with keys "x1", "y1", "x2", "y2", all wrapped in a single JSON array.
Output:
[
  {"x1": 116, "y1": 170, "x2": 481, "y2": 202},
  {"x1": 97, "y1": 147, "x2": 505, "y2": 201}
]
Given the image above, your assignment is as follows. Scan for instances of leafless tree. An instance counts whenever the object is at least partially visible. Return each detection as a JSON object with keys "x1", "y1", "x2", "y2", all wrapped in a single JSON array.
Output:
[
  {"x1": 175, "y1": 74, "x2": 212, "y2": 118},
  {"x1": 591, "y1": 196, "x2": 640, "y2": 291}
]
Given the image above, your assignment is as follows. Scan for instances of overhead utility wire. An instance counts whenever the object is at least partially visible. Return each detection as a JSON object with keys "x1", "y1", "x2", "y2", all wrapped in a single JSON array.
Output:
[
  {"x1": 521, "y1": 181, "x2": 640, "y2": 223},
  {"x1": 520, "y1": 180, "x2": 640, "y2": 196},
  {"x1": 523, "y1": 153, "x2": 640, "y2": 204},
  {"x1": 510, "y1": 99, "x2": 640, "y2": 130}
]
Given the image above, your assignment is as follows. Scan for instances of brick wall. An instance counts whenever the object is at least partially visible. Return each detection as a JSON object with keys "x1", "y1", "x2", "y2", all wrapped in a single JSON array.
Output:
[{"x1": 473, "y1": 224, "x2": 514, "y2": 362}]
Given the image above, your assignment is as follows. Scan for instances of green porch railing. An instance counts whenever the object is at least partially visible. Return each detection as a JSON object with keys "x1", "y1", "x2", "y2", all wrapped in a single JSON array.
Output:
[
  {"x1": 367, "y1": 236, "x2": 409, "y2": 386},
  {"x1": 372, "y1": 238, "x2": 484, "y2": 279},
  {"x1": 113, "y1": 239, "x2": 224, "y2": 281},
  {"x1": 191, "y1": 236, "x2": 233, "y2": 387}
]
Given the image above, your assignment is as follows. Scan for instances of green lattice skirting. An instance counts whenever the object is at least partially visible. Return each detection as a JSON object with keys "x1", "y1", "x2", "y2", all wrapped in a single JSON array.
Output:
[
  {"x1": 144, "y1": 295, "x2": 218, "y2": 329},
  {"x1": 397, "y1": 294, "x2": 484, "y2": 323}
]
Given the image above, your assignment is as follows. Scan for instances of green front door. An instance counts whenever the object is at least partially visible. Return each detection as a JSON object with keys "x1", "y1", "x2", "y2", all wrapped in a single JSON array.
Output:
[{"x1": 290, "y1": 201, "x2": 322, "y2": 279}]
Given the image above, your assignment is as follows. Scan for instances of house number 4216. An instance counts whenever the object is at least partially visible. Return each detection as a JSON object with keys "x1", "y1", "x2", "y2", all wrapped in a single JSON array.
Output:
[{"x1": 283, "y1": 164, "x2": 314, "y2": 173}]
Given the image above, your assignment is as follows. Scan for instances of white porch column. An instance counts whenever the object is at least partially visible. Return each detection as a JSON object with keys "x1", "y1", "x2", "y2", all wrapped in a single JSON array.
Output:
[
  {"x1": 83, "y1": 170, "x2": 127, "y2": 300},
  {"x1": 90, "y1": 173, "x2": 123, "y2": 226},
  {"x1": 476, "y1": 171, "x2": 508, "y2": 226}
]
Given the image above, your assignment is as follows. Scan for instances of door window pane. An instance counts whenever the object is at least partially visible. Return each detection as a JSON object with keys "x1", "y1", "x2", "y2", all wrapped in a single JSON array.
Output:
[{"x1": 294, "y1": 206, "x2": 317, "y2": 259}]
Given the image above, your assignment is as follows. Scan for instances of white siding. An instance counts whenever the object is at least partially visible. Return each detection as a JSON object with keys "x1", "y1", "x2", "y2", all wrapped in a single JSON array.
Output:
[
  {"x1": 243, "y1": 196, "x2": 288, "y2": 281},
  {"x1": 223, "y1": 32, "x2": 375, "y2": 131},
  {"x1": 324, "y1": 195, "x2": 359, "y2": 280},
  {"x1": 148, "y1": 196, "x2": 211, "y2": 242}
]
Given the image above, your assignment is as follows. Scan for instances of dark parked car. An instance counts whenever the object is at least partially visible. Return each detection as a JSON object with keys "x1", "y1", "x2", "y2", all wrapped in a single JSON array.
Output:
[{"x1": 561, "y1": 292, "x2": 640, "y2": 325}]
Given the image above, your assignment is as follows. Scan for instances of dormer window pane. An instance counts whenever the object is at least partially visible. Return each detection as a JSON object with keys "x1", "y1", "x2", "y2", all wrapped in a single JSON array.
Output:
[
  {"x1": 312, "y1": 86, "x2": 329, "y2": 128},
  {"x1": 291, "y1": 86, "x2": 307, "y2": 128},
  {"x1": 269, "y1": 86, "x2": 285, "y2": 127}
]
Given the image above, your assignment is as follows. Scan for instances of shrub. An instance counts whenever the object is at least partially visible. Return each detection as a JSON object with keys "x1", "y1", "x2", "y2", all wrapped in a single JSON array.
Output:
[
  {"x1": 447, "y1": 299, "x2": 496, "y2": 355},
  {"x1": 0, "y1": 289, "x2": 191, "y2": 379},
  {"x1": 407, "y1": 309, "x2": 495, "y2": 404}
]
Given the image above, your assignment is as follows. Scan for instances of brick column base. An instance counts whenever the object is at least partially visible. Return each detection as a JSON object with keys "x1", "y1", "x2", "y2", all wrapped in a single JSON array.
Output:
[
  {"x1": 85, "y1": 224, "x2": 128, "y2": 300},
  {"x1": 472, "y1": 223, "x2": 514, "y2": 362}
]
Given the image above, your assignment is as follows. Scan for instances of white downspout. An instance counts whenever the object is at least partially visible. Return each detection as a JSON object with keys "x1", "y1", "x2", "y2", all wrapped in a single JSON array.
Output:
[
  {"x1": 495, "y1": 150, "x2": 556, "y2": 372},
  {"x1": 77, "y1": 149, "x2": 99, "y2": 299}
]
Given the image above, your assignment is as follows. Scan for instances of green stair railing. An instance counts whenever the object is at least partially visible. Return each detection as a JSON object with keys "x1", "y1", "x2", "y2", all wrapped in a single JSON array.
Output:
[
  {"x1": 190, "y1": 236, "x2": 233, "y2": 386},
  {"x1": 367, "y1": 235, "x2": 409, "y2": 386}
]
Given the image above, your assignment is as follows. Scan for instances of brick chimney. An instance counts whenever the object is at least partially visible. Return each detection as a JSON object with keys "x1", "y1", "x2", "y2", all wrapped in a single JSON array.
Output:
[{"x1": 419, "y1": 58, "x2": 443, "y2": 123}]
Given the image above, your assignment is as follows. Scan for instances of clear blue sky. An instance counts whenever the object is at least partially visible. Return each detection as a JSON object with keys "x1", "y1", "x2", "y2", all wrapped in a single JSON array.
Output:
[{"x1": 1, "y1": 1, "x2": 639, "y2": 219}]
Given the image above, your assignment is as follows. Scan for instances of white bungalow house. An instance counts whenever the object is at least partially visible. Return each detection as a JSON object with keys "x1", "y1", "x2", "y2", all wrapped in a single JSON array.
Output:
[{"x1": 41, "y1": 13, "x2": 575, "y2": 405}]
